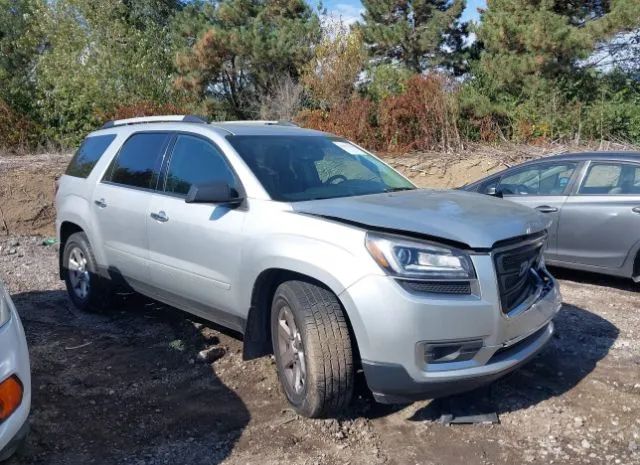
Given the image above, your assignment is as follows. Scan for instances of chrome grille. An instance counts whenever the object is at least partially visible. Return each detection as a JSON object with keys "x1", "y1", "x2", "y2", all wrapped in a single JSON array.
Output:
[{"x1": 493, "y1": 236, "x2": 545, "y2": 314}]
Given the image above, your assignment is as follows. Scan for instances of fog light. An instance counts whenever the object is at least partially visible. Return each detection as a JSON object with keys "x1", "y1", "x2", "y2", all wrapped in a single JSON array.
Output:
[
  {"x1": 423, "y1": 340, "x2": 483, "y2": 364},
  {"x1": 0, "y1": 375, "x2": 23, "y2": 422}
]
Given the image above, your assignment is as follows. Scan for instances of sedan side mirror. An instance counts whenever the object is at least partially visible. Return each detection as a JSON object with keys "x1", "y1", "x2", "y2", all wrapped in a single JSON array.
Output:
[
  {"x1": 185, "y1": 182, "x2": 243, "y2": 205},
  {"x1": 486, "y1": 187, "x2": 504, "y2": 198}
]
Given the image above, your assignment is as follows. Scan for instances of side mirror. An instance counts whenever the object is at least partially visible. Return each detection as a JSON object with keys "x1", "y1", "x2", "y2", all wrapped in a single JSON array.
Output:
[
  {"x1": 486, "y1": 187, "x2": 504, "y2": 198},
  {"x1": 185, "y1": 182, "x2": 243, "y2": 205}
]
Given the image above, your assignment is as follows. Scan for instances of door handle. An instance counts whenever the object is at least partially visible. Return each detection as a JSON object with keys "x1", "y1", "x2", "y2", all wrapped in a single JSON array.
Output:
[
  {"x1": 535, "y1": 205, "x2": 558, "y2": 213},
  {"x1": 150, "y1": 211, "x2": 169, "y2": 223},
  {"x1": 632, "y1": 207, "x2": 640, "y2": 214},
  {"x1": 94, "y1": 198, "x2": 107, "y2": 208}
]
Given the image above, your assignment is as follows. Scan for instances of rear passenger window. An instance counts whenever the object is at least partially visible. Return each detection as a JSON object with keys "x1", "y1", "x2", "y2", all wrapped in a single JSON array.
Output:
[
  {"x1": 579, "y1": 163, "x2": 640, "y2": 195},
  {"x1": 66, "y1": 135, "x2": 116, "y2": 178},
  {"x1": 106, "y1": 132, "x2": 170, "y2": 189},
  {"x1": 164, "y1": 135, "x2": 236, "y2": 196}
]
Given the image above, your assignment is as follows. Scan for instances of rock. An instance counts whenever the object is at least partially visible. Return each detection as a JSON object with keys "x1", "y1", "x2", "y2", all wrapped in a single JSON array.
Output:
[
  {"x1": 197, "y1": 346, "x2": 226, "y2": 363},
  {"x1": 8, "y1": 239, "x2": 19, "y2": 247},
  {"x1": 581, "y1": 439, "x2": 591, "y2": 449},
  {"x1": 629, "y1": 440, "x2": 638, "y2": 452},
  {"x1": 574, "y1": 417, "x2": 584, "y2": 428},
  {"x1": 169, "y1": 339, "x2": 185, "y2": 351}
]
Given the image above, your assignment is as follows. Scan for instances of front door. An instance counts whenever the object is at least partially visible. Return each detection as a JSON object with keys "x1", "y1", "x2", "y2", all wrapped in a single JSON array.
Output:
[
  {"x1": 146, "y1": 134, "x2": 247, "y2": 325},
  {"x1": 91, "y1": 132, "x2": 171, "y2": 285},
  {"x1": 556, "y1": 161, "x2": 640, "y2": 269},
  {"x1": 496, "y1": 161, "x2": 579, "y2": 259}
]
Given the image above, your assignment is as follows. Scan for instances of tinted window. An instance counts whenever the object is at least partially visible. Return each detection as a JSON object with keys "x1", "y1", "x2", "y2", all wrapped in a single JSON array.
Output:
[
  {"x1": 227, "y1": 135, "x2": 414, "y2": 201},
  {"x1": 107, "y1": 132, "x2": 170, "y2": 189},
  {"x1": 579, "y1": 163, "x2": 640, "y2": 195},
  {"x1": 66, "y1": 135, "x2": 116, "y2": 178},
  {"x1": 164, "y1": 135, "x2": 236, "y2": 195},
  {"x1": 499, "y1": 163, "x2": 576, "y2": 196}
]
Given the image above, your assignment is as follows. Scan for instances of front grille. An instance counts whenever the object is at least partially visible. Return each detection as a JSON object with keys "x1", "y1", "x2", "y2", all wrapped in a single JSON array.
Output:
[
  {"x1": 493, "y1": 237, "x2": 545, "y2": 314},
  {"x1": 398, "y1": 280, "x2": 472, "y2": 295}
]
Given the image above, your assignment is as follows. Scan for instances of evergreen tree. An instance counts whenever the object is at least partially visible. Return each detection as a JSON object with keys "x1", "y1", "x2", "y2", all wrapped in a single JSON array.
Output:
[
  {"x1": 474, "y1": 0, "x2": 639, "y2": 96},
  {"x1": 359, "y1": 0, "x2": 467, "y2": 73},
  {"x1": 174, "y1": 0, "x2": 321, "y2": 119},
  {"x1": 462, "y1": 0, "x2": 640, "y2": 141}
]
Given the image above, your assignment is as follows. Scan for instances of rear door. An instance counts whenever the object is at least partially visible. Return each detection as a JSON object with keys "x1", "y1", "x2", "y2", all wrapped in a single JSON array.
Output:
[
  {"x1": 495, "y1": 161, "x2": 579, "y2": 259},
  {"x1": 91, "y1": 132, "x2": 171, "y2": 285},
  {"x1": 146, "y1": 133, "x2": 247, "y2": 326},
  {"x1": 555, "y1": 161, "x2": 640, "y2": 269}
]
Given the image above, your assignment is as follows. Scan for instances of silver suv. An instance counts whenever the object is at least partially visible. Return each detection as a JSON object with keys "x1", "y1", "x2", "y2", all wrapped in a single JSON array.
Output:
[{"x1": 55, "y1": 116, "x2": 562, "y2": 417}]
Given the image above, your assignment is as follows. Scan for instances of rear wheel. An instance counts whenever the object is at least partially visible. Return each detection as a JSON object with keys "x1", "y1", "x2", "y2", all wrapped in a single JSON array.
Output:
[
  {"x1": 271, "y1": 280, "x2": 354, "y2": 418},
  {"x1": 63, "y1": 232, "x2": 113, "y2": 312}
]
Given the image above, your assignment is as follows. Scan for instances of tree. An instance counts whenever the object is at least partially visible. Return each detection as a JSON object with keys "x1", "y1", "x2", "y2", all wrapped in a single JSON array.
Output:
[
  {"x1": 0, "y1": 0, "x2": 43, "y2": 115},
  {"x1": 460, "y1": 0, "x2": 640, "y2": 142},
  {"x1": 175, "y1": 0, "x2": 321, "y2": 119},
  {"x1": 359, "y1": 0, "x2": 467, "y2": 73},
  {"x1": 34, "y1": 0, "x2": 184, "y2": 145},
  {"x1": 473, "y1": 0, "x2": 639, "y2": 96},
  {"x1": 301, "y1": 20, "x2": 367, "y2": 109}
]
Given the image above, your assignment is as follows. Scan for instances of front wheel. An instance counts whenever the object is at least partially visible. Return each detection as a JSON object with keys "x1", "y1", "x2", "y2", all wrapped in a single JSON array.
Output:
[{"x1": 271, "y1": 280, "x2": 354, "y2": 418}]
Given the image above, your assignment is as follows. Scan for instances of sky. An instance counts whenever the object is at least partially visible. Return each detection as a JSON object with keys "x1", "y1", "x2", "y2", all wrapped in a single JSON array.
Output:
[{"x1": 317, "y1": 0, "x2": 487, "y2": 25}]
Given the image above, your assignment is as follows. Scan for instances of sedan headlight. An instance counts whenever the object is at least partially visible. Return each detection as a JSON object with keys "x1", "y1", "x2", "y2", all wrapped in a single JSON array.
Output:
[
  {"x1": 365, "y1": 232, "x2": 476, "y2": 280},
  {"x1": 0, "y1": 285, "x2": 12, "y2": 328}
]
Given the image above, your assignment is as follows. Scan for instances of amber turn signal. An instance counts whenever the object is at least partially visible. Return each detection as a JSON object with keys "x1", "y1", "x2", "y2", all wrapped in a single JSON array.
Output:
[{"x1": 0, "y1": 375, "x2": 23, "y2": 422}]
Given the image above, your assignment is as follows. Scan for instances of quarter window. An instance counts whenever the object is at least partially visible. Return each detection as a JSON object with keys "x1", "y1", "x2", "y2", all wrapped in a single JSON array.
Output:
[
  {"x1": 106, "y1": 132, "x2": 170, "y2": 189},
  {"x1": 498, "y1": 163, "x2": 576, "y2": 196},
  {"x1": 66, "y1": 134, "x2": 116, "y2": 178},
  {"x1": 164, "y1": 135, "x2": 236, "y2": 196},
  {"x1": 578, "y1": 163, "x2": 640, "y2": 195}
]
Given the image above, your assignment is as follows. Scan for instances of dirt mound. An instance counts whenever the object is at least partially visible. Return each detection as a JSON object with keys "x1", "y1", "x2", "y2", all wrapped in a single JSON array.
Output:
[
  {"x1": 0, "y1": 153, "x2": 69, "y2": 236},
  {"x1": 0, "y1": 141, "x2": 635, "y2": 237}
]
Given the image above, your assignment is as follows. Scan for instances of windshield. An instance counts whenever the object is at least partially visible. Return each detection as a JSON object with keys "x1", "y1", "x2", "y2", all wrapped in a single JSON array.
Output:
[{"x1": 227, "y1": 135, "x2": 415, "y2": 201}]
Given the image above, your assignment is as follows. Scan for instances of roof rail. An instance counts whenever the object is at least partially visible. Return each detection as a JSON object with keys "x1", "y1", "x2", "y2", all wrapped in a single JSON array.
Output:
[
  {"x1": 218, "y1": 120, "x2": 299, "y2": 127},
  {"x1": 101, "y1": 115, "x2": 207, "y2": 129}
]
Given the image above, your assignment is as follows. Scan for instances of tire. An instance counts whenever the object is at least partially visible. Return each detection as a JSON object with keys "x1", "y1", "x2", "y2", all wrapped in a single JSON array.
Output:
[
  {"x1": 271, "y1": 280, "x2": 354, "y2": 418},
  {"x1": 63, "y1": 232, "x2": 112, "y2": 312}
]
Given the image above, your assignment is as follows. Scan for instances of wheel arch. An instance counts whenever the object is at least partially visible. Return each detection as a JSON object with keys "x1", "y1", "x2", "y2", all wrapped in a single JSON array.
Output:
[
  {"x1": 58, "y1": 221, "x2": 85, "y2": 279},
  {"x1": 242, "y1": 268, "x2": 360, "y2": 364}
]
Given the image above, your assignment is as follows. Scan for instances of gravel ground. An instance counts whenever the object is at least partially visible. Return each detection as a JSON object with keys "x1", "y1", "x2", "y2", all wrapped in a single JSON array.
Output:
[{"x1": 0, "y1": 234, "x2": 638, "y2": 465}]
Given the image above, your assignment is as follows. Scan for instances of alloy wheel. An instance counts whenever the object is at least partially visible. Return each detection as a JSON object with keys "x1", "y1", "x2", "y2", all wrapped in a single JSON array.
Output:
[
  {"x1": 67, "y1": 247, "x2": 90, "y2": 300},
  {"x1": 277, "y1": 305, "x2": 306, "y2": 394}
]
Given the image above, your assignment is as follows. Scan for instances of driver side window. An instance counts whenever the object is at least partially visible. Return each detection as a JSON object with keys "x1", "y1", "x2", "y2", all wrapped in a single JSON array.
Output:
[{"x1": 498, "y1": 163, "x2": 576, "y2": 196}]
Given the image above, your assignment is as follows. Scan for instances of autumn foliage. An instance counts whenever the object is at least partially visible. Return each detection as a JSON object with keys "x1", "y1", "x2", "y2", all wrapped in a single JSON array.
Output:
[{"x1": 298, "y1": 75, "x2": 463, "y2": 153}]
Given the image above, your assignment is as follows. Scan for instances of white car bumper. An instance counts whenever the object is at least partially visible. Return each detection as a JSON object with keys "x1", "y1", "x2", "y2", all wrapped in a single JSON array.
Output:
[{"x1": 0, "y1": 286, "x2": 31, "y2": 461}]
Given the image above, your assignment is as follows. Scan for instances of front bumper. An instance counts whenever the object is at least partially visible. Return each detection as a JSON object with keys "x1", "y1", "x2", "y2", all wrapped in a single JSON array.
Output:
[
  {"x1": 0, "y1": 293, "x2": 31, "y2": 461},
  {"x1": 363, "y1": 322, "x2": 553, "y2": 403},
  {"x1": 339, "y1": 255, "x2": 562, "y2": 403}
]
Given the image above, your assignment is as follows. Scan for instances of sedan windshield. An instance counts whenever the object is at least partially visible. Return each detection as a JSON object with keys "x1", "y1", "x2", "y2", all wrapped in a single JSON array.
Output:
[{"x1": 227, "y1": 135, "x2": 415, "y2": 201}]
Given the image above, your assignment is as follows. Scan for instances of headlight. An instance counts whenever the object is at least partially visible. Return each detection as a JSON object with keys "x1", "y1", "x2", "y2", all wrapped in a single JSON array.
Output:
[
  {"x1": 365, "y1": 232, "x2": 476, "y2": 280},
  {"x1": 0, "y1": 285, "x2": 12, "y2": 328}
]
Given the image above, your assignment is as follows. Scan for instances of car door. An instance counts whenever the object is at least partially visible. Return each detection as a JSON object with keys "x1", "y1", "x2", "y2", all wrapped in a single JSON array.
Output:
[
  {"x1": 91, "y1": 132, "x2": 171, "y2": 285},
  {"x1": 146, "y1": 133, "x2": 247, "y2": 326},
  {"x1": 494, "y1": 161, "x2": 579, "y2": 259},
  {"x1": 555, "y1": 161, "x2": 640, "y2": 270}
]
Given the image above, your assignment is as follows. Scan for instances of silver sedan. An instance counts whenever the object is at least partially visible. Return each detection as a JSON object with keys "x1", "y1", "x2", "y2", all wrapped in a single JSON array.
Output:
[{"x1": 463, "y1": 152, "x2": 640, "y2": 282}]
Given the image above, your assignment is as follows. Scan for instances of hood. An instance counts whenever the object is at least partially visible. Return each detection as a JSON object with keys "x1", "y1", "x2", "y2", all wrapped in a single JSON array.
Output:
[{"x1": 292, "y1": 189, "x2": 550, "y2": 249}]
